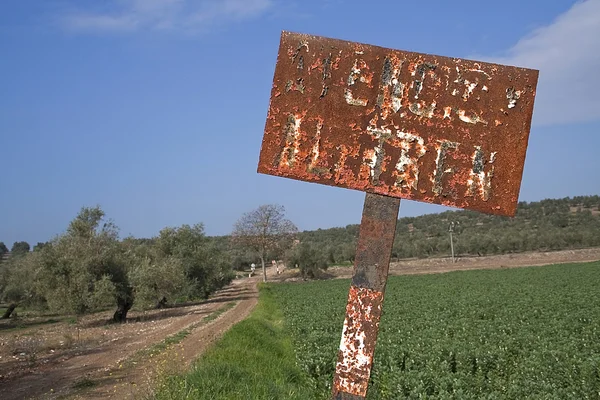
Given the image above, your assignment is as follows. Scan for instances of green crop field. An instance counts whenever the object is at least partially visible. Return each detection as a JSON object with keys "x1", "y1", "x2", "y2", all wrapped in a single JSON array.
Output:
[{"x1": 272, "y1": 262, "x2": 600, "y2": 399}]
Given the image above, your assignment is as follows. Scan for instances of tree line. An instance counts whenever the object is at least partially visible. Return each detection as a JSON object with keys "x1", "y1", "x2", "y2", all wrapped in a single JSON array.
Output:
[
  {"x1": 0, "y1": 206, "x2": 234, "y2": 321},
  {"x1": 2, "y1": 195, "x2": 600, "y2": 320},
  {"x1": 296, "y1": 195, "x2": 600, "y2": 263},
  {"x1": 215, "y1": 195, "x2": 600, "y2": 280}
]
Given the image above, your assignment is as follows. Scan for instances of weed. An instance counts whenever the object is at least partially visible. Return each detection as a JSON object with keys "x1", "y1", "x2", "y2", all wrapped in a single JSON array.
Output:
[
  {"x1": 201, "y1": 301, "x2": 236, "y2": 323},
  {"x1": 62, "y1": 332, "x2": 75, "y2": 348},
  {"x1": 130, "y1": 302, "x2": 237, "y2": 366}
]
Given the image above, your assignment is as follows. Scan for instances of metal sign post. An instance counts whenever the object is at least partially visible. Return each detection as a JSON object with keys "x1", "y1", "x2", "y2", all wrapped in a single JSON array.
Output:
[
  {"x1": 258, "y1": 31, "x2": 538, "y2": 399},
  {"x1": 332, "y1": 192, "x2": 399, "y2": 398}
]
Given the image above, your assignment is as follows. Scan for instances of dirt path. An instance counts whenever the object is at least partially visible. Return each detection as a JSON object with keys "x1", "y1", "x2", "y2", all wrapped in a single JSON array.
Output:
[
  {"x1": 72, "y1": 278, "x2": 259, "y2": 399},
  {"x1": 386, "y1": 247, "x2": 600, "y2": 276},
  {"x1": 0, "y1": 277, "x2": 259, "y2": 400}
]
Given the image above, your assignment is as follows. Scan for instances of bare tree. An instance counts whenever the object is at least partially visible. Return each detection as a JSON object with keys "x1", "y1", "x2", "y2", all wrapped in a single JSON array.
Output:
[{"x1": 231, "y1": 204, "x2": 298, "y2": 282}]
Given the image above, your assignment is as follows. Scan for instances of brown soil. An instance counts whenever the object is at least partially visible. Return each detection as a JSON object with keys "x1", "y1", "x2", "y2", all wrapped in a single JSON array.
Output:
[
  {"x1": 387, "y1": 247, "x2": 600, "y2": 276},
  {"x1": 0, "y1": 276, "x2": 260, "y2": 400},
  {"x1": 276, "y1": 248, "x2": 600, "y2": 281}
]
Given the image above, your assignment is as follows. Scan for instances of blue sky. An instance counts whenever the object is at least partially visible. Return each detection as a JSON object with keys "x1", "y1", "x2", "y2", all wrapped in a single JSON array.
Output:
[{"x1": 1, "y1": 0, "x2": 599, "y2": 246}]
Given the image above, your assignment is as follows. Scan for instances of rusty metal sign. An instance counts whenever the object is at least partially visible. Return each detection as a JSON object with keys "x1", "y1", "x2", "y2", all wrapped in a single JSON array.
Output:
[
  {"x1": 258, "y1": 31, "x2": 538, "y2": 217},
  {"x1": 258, "y1": 31, "x2": 539, "y2": 400}
]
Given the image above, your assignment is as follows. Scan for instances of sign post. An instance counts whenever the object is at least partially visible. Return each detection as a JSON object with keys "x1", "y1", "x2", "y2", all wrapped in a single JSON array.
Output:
[{"x1": 258, "y1": 31, "x2": 538, "y2": 399}]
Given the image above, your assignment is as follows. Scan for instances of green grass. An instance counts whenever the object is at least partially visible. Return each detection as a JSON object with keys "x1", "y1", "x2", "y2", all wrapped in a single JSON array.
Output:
[
  {"x1": 153, "y1": 284, "x2": 316, "y2": 400},
  {"x1": 202, "y1": 301, "x2": 237, "y2": 323},
  {"x1": 332, "y1": 260, "x2": 354, "y2": 267},
  {"x1": 273, "y1": 261, "x2": 600, "y2": 399}
]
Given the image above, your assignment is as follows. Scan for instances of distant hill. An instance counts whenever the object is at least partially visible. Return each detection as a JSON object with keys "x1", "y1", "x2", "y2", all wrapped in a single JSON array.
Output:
[{"x1": 297, "y1": 195, "x2": 600, "y2": 263}]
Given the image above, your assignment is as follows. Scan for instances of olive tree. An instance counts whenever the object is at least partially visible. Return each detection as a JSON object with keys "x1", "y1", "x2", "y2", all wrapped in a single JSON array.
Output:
[
  {"x1": 36, "y1": 206, "x2": 133, "y2": 321},
  {"x1": 10, "y1": 241, "x2": 30, "y2": 257},
  {"x1": 0, "y1": 242, "x2": 8, "y2": 259},
  {"x1": 285, "y1": 242, "x2": 328, "y2": 280},
  {"x1": 153, "y1": 224, "x2": 233, "y2": 299},
  {"x1": 231, "y1": 204, "x2": 298, "y2": 282},
  {"x1": 0, "y1": 252, "x2": 45, "y2": 318}
]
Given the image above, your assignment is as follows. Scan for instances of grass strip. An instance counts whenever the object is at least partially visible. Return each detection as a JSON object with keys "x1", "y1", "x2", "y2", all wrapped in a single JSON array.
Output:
[
  {"x1": 201, "y1": 301, "x2": 237, "y2": 323},
  {"x1": 130, "y1": 301, "x2": 237, "y2": 364},
  {"x1": 153, "y1": 284, "x2": 316, "y2": 400}
]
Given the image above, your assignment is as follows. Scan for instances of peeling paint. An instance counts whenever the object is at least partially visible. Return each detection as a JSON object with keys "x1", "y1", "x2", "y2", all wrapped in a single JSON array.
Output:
[
  {"x1": 409, "y1": 101, "x2": 436, "y2": 118},
  {"x1": 320, "y1": 54, "x2": 333, "y2": 99},
  {"x1": 285, "y1": 78, "x2": 305, "y2": 94},
  {"x1": 345, "y1": 59, "x2": 369, "y2": 106},
  {"x1": 457, "y1": 109, "x2": 488, "y2": 125},
  {"x1": 410, "y1": 62, "x2": 437, "y2": 100},
  {"x1": 507, "y1": 87, "x2": 521, "y2": 109},
  {"x1": 277, "y1": 114, "x2": 302, "y2": 167},
  {"x1": 395, "y1": 131, "x2": 426, "y2": 190},
  {"x1": 443, "y1": 106, "x2": 452, "y2": 119},
  {"x1": 291, "y1": 40, "x2": 309, "y2": 64},
  {"x1": 468, "y1": 68, "x2": 492, "y2": 79},
  {"x1": 453, "y1": 66, "x2": 491, "y2": 102},
  {"x1": 376, "y1": 57, "x2": 405, "y2": 118},
  {"x1": 462, "y1": 80, "x2": 478, "y2": 101},
  {"x1": 345, "y1": 89, "x2": 368, "y2": 106},
  {"x1": 308, "y1": 119, "x2": 324, "y2": 173},
  {"x1": 467, "y1": 146, "x2": 495, "y2": 201},
  {"x1": 432, "y1": 140, "x2": 459, "y2": 196},
  {"x1": 366, "y1": 125, "x2": 392, "y2": 185}
]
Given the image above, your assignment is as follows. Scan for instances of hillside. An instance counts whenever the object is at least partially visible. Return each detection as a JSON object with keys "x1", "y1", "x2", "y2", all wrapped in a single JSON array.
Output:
[{"x1": 297, "y1": 195, "x2": 600, "y2": 262}]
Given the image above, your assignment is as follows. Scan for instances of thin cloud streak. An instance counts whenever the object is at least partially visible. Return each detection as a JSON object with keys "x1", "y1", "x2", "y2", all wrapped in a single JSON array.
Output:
[
  {"x1": 61, "y1": 0, "x2": 273, "y2": 34},
  {"x1": 476, "y1": 0, "x2": 600, "y2": 126}
]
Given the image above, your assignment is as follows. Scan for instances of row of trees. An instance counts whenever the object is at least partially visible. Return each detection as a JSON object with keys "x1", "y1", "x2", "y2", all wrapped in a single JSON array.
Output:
[
  {"x1": 0, "y1": 203, "x2": 317, "y2": 321},
  {"x1": 0, "y1": 241, "x2": 31, "y2": 258},
  {"x1": 0, "y1": 207, "x2": 234, "y2": 321},
  {"x1": 296, "y1": 195, "x2": 600, "y2": 262},
  {"x1": 2, "y1": 195, "x2": 600, "y2": 320}
]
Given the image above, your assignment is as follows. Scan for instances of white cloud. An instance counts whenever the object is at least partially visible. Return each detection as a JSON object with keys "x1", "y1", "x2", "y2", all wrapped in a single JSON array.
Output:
[
  {"x1": 185, "y1": 0, "x2": 272, "y2": 26},
  {"x1": 477, "y1": 0, "x2": 600, "y2": 126},
  {"x1": 65, "y1": 14, "x2": 140, "y2": 32},
  {"x1": 61, "y1": 0, "x2": 273, "y2": 34}
]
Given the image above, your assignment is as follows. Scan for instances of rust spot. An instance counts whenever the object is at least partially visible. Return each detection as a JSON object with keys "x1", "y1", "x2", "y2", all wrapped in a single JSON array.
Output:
[
  {"x1": 258, "y1": 31, "x2": 539, "y2": 217},
  {"x1": 333, "y1": 286, "x2": 384, "y2": 398}
]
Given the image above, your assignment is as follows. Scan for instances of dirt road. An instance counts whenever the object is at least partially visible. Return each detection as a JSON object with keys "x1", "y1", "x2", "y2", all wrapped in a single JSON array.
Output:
[
  {"x1": 322, "y1": 248, "x2": 600, "y2": 280},
  {"x1": 0, "y1": 276, "x2": 259, "y2": 400}
]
